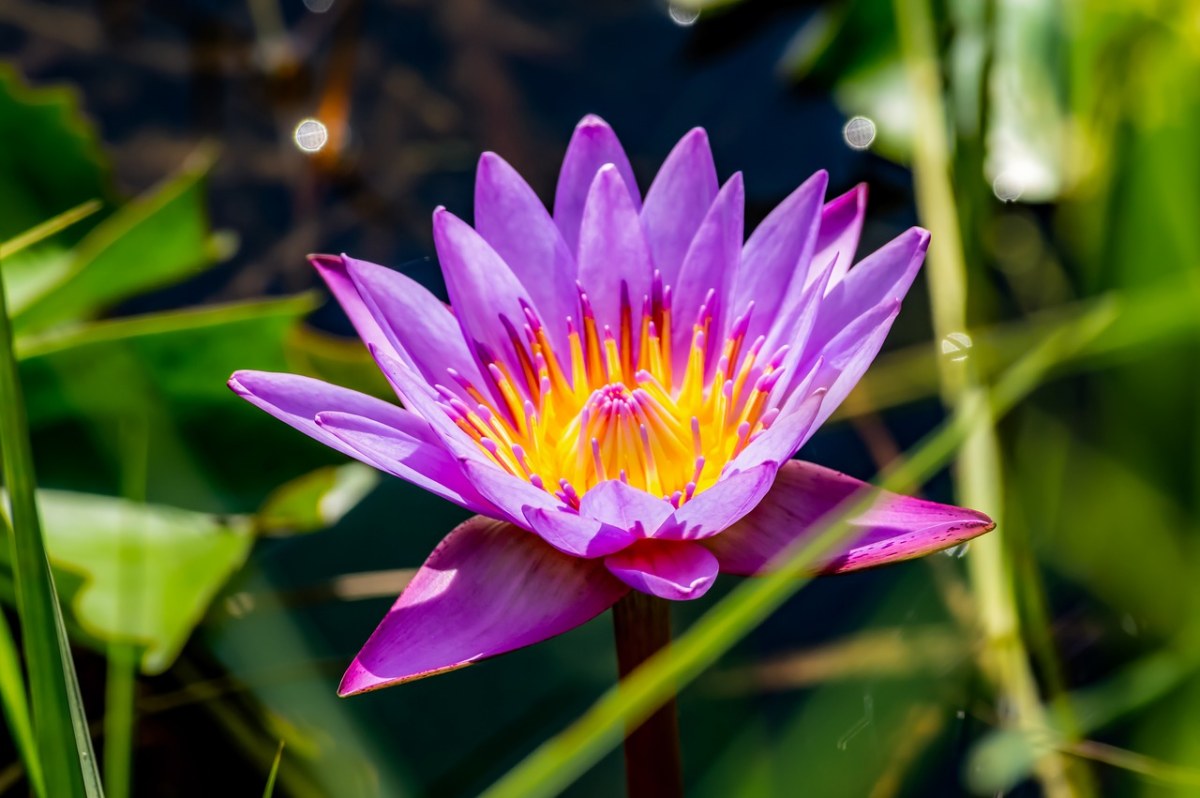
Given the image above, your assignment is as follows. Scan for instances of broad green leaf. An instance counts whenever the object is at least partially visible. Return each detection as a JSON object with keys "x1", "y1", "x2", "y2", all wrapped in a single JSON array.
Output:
[
  {"x1": 0, "y1": 66, "x2": 114, "y2": 315},
  {"x1": 30, "y1": 490, "x2": 255, "y2": 674},
  {"x1": 256, "y1": 464, "x2": 380, "y2": 536},
  {"x1": 17, "y1": 294, "x2": 318, "y2": 425},
  {"x1": 14, "y1": 150, "x2": 232, "y2": 334}
]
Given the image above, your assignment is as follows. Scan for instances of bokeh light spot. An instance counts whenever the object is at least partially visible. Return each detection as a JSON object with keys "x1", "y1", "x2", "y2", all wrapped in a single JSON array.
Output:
[
  {"x1": 294, "y1": 118, "x2": 329, "y2": 153},
  {"x1": 842, "y1": 115, "x2": 876, "y2": 150}
]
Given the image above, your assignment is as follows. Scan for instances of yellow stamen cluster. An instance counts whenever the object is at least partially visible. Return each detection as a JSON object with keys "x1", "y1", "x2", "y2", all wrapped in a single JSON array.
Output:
[{"x1": 437, "y1": 283, "x2": 786, "y2": 508}]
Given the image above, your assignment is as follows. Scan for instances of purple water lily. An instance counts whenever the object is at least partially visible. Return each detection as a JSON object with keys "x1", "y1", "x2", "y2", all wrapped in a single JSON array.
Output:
[{"x1": 230, "y1": 115, "x2": 993, "y2": 696}]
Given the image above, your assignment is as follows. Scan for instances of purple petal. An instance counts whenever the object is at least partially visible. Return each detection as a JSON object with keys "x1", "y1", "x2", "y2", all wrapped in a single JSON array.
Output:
[
  {"x1": 808, "y1": 227, "x2": 930, "y2": 356},
  {"x1": 730, "y1": 365, "x2": 828, "y2": 470},
  {"x1": 732, "y1": 171, "x2": 828, "y2": 345},
  {"x1": 662, "y1": 461, "x2": 779, "y2": 540},
  {"x1": 705, "y1": 460, "x2": 995, "y2": 576},
  {"x1": 578, "y1": 480, "x2": 675, "y2": 536},
  {"x1": 812, "y1": 183, "x2": 868, "y2": 291},
  {"x1": 554, "y1": 115, "x2": 640, "y2": 255},
  {"x1": 576, "y1": 165, "x2": 654, "y2": 347},
  {"x1": 339, "y1": 515, "x2": 628, "y2": 695},
  {"x1": 603, "y1": 539, "x2": 719, "y2": 601},
  {"x1": 335, "y1": 254, "x2": 485, "y2": 391},
  {"x1": 474, "y1": 152, "x2": 577, "y2": 353},
  {"x1": 315, "y1": 411, "x2": 497, "y2": 514},
  {"x1": 640, "y1": 128, "x2": 719, "y2": 286},
  {"x1": 310, "y1": 254, "x2": 397, "y2": 363},
  {"x1": 806, "y1": 299, "x2": 902, "y2": 431},
  {"x1": 432, "y1": 208, "x2": 543, "y2": 396},
  {"x1": 523, "y1": 506, "x2": 640, "y2": 558},
  {"x1": 670, "y1": 173, "x2": 744, "y2": 377},
  {"x1": 229, "y1": 369, "x2": 425, "y2": 463}
]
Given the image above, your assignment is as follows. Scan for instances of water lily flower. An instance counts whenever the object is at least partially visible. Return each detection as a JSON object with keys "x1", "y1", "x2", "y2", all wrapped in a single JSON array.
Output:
[{"x1": 230, "y1": 115, "x2": 994, "y2": 696}]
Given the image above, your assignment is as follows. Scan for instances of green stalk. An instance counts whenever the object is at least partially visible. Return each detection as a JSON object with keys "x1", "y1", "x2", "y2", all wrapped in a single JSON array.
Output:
[
  {"x1": 0, "y1": 236, "x2": 101, "y2": 797},
  {"x1": 0, "y1": 570, "x2": 44, "y2": 795},
  {"x1": 891, "y1": 0, "x2": 1077, "y2": 795},
  {"x1": 103, "y1": 420, "x2": 148, "y2": 798}
]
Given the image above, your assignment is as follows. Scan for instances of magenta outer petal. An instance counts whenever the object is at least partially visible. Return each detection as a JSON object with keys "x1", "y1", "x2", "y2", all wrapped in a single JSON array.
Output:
[
  {"x1": 732, "y1": 170, "x2": 828, "y2": 346},
  {"x1": 603, "y1": 539, "x2": 719, "y2": 601},
  {"x1": 576, "y1": 165, "x2": 654, "y2": 346},
  {"x1": 578, "y1": 480, "x2": 676, "y2": 537},
  {"x1": 315, "y1": 411, "x2": 497, "y2": 515},
  {"x1": 640, "y1": 127, "x2": 719, "y2": 287},
  {"x1": 337, "y1": 255, "x2": 485, "y2": 392},
  {"x1": 670, "y1": 173, "x2": 744, "y2": 377},
  {"x1": 474, "y1": 152, "x2": 577, "y2": 353},
  {"x1": 812, "y1": 183, "x2": 868, "y2": 291},
  {"x1": 338, "y1": 516, "x2": 628, "y2": 695},
  {"x1": 554, "y1": 115, "x2": 640, "y2": 255},
  {"x1": 432, "y1": 209, "x2": 547, "y2": 384},
  {"x1": 663, "y1": 461, "x2": 779, "y2": 540},
  {"x1": 705, "y1": 461, "x2": 996, "y2": 576}
]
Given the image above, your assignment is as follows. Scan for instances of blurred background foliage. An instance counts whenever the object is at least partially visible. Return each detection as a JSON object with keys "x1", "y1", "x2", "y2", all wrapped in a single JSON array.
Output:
[{"x1": 1, "y1": 0, "x2": 1199, "y2": 795}]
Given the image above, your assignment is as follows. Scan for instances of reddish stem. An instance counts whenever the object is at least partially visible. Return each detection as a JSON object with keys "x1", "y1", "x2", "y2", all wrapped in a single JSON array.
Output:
[{"x1": 611, "y1": 591, "x2": 684, "y2": 798}]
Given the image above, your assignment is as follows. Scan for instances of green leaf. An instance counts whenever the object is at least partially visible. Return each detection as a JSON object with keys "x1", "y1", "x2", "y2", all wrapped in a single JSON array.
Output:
[
  {"x1": 0, "y1": 608, "x2": 43, "y2": 795},
  {"x1": 256, "y1": 464, "x2": 380, "y2": 536},
  {"x1": 0, "y1": 66, "x2": 115, "y2": 315},
  {"x1": 33, "y1": 490, "x2": 255, "y2": 674},
  {"x1": 17, "y1": 294, "x2": 318, "y2": 425},
  {"x1": 14, "y1": 149, "x2": 231, "y2": 334}
]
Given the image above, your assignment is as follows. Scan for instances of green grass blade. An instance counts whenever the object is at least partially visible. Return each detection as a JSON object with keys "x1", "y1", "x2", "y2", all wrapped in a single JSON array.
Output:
[
  {"x1": 0, "y1": 242, "x2": 102, "y2": 797},
  {"x1": 481, "y1": 305, "x2": 1114, "y2": 798},
  {"x1": 262, "y1": 741, "x2": 285, "y2": 798},
  {"x1": 0, "y1": 200, "x2": 101, "y2": 261},
  {"x1": 0, "y1": 579, "x2": 44, "y2": 796},
  {"x1": 104, "y1": 418, "x2": 149, "y2": 798}
]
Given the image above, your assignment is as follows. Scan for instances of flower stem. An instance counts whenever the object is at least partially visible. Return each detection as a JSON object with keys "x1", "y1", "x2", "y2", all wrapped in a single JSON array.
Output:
[{"x1": 611, "y1": 592, "x2": 683, "y2": 798}]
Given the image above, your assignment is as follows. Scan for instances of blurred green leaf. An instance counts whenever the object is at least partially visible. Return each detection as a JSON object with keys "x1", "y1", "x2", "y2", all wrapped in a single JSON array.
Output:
[
  {"x1": 17, "y1": 294, "x2": 318, "y2": 425},
  {"x1": 14, "y1": 149, "x2": 233, "y2": 334},
  {"x1": 2, "y1": 490, "x2": 256, "y2": 675},
  {"x1": 256, "y1": 464, "x2": 380, "y2": 536},
  {"x1": 0, "y1": 66, "x2": 114, "y2": 315}
]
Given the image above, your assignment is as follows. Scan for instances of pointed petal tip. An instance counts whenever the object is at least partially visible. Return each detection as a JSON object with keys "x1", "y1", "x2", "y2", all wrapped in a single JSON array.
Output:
[
  {"x1": 577, "y1": 113, "x2": 612, "y2": 130},
  {"x1": 307, "y1": 252, "x2": 344, "y2": 271}
]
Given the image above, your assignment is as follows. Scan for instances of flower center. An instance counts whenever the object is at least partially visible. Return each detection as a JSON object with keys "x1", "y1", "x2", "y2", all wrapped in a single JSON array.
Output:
[{"x1": 436, "y1": 276, "x2": 788, "y2": 507}]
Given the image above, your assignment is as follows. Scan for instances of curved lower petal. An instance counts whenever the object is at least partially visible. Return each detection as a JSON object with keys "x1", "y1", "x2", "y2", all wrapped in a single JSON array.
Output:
[
  {"x1": 523, "y1": 506, "x2": 640, "y2": 558},
  {"x1": 554, "y1": 115, "x2": 640, "y2": 255},
  {"x1": 604, "y1": 539, "x2": 718, "y2": 601},
  {"x1": 662, "y1": 461, "x2": 778, "y2": 540},
  {"x1": 316, "y1": 411, "x2": 497, "y2": 515},
  {"x1": 474, "y1": 152, "x2": 577, "y2": 353},
  {"x1": 578, "y1": 480, "x2": 675, "y2": 536},
  {"x1": 640, "y1": 127, "x2": 718, "y2": 287},
  {"x1": 706, "y1": 460, "x2": 995, "y2": 576},
  {"x1": 339, "y1": 516, "x2": 628, "y2": 695}
]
